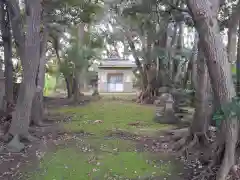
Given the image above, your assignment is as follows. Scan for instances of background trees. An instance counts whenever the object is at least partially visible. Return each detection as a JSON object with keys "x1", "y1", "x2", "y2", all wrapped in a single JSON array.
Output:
[{"x1": 1, "y1": 0, "x2": 240, "y2": 179}]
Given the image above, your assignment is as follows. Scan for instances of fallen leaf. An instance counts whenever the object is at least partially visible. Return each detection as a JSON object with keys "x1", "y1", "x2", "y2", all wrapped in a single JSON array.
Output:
[{"x1": 93, "y1": 120, "x2": 103, "y2": 123}]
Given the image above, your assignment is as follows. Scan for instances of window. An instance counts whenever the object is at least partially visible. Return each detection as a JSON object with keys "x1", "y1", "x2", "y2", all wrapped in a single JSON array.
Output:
[{"x1": 107, "y1": 73, "x2": 124, "y2": 92}]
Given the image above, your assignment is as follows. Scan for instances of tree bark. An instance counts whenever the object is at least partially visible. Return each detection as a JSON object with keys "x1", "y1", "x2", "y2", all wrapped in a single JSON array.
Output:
[
  {"x1": 0, "y1": 2, "x2": 14, "y2": 104},
  {"x1": 184, "y1": 32, "x2": 199, "y2": 90},
  {"x1": 227, "y1": 22, "x2": 238, "y2": 63},
  {"x1": 227, "y1": 1, "x2": 240, "y2": 63},
  {"x1": 236, "y1": 22, "x2": 240, "y2": 95},
  {"x1": 190, "y1": 44, "x2": 212, "y2": 142},
  {"x1": 191, "y1": 32, "x2": 199, "y2": 90},
  {"x1": 73, "y1": 69, "x2": 81, "y2": 102},
  {"x1": 187, "y1": 0, "x2": 238, "y2": 179},
  {"x1": 0, "y1": 70, "x2": 5, "y2": 110},
  {"x1": 31, "y1": 26, "x2": 48, "y2": 126},
  {"x1": 126, "y1": 36, "x2": 147, "y2": 89},
  {"x1": 8, "y1": 0, "x2": 42, "y2": 139},
  {"x1": 65, "y1": 76, "x2": 73, "y2": 98},
  {"x1": 168, "y1": 23, "x2": 178, "y2": 82}
]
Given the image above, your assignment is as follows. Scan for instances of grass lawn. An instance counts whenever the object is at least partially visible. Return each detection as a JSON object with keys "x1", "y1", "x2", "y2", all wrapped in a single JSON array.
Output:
[
  {"x1": 57, "y1": 101, "x2": 172, "y2": 136},
  {"x1": 27, "y1": 100, "x2": 181, "y2": 180}
]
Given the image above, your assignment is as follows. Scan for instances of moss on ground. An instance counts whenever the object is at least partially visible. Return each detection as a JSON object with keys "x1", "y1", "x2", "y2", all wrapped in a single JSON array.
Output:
[
  {"x1": 27, "y1": 100, "x2": 180, "y2": 180},
  {"x1": 55, "y1": 101, "x2": 173, "y2": 136},
  {"x1": 29, "y1": 148, "x2": 172, "y2": 180}
]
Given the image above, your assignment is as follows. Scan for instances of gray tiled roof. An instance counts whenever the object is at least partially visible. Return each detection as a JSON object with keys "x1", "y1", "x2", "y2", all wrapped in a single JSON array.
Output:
[{"x1": 99, "y1": 58, "x2": 137, "y2": 68}]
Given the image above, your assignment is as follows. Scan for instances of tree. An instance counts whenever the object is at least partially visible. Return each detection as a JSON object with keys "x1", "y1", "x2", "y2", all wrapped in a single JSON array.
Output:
[
  {"x1": 110, "y1": 0, "x2": 240, "y2": 178},
  {"x1": 0, "y1": 1, "x2": 13, "y2": 105},
  {"x1": 186, "y1": 0, "x2": 238, "y2": 179},
  {"x1": 106, "y1": 0, "x2": 194, "y2": 104},
  {"x1": 236, "y1": 21, "x2": 240, "y2": 95},
  {"x1": 63, "y1": 26, "x2": 103, "y2": 102},
  {"x1": 5, "y1": 0, "x2": 42, "y2": 151}
]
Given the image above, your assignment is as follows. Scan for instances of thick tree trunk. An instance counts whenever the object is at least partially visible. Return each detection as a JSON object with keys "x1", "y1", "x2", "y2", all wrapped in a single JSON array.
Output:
[
  {"x1": 31, "y1": 27, "x2": 48, "y2": 126},
  {"x1": 187, "y1": 0, "x2": 238, "y2": 179},
  {"x1": 190, "y1": 46, "x2": 212, "y2": 142},
  {"x1": 0, "y1": 2, "x2": 14, "y2": 104},
  {"x1": 8, "y1": 0, "x2": 41, "y2": 143}
]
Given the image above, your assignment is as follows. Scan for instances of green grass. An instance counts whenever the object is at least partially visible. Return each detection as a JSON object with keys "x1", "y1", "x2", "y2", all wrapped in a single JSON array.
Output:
[
  {"x1": 29, "y1": 148, "x2": 172, "y2": 180},
  {"x1": 27, "y1": 100, "x2": 180, "y2": 180},
  {"x1": 55, "y1": 101, "x2": 172, "y2": 136}
]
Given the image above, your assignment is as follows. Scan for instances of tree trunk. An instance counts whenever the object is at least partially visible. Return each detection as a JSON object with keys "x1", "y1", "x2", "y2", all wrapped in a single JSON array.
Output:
[
  {"x1": 168, "y1": 23, "x2": 178, "y2": 82},
  {"x1": 0, "y1": 2, "x2": 14, "y2": 104},
  {"x1": 65, "y1": 76, "x2": 73, "y2": 99},
  {"x1": 187, "y1": 0, "x2": 238, "y2": 179},
  {"x1": 183, "y1": 60, "x2": 192, "y2": 89},
  {"x1": 126, "y1": 36, "x2": 147, "y2": 89},
  {"x1": 191, "y1": 32, "x2": 199, "y2": 90},
  {"x1": 0, "y1": 70, "x2": 5, "y2": 110},
  {"x1": 172, "y1": 18, "x2": 184, "y2": 82},
  {"x1": 236, "y1": 22, "x2": 240, "y2": 95},
  {"x1": 8, "y1": 0, "x2": 41, "y2": 142},
  {"x1": 31, "y1": 26, "x2": 48, "y2": 126},
  {"x1": 73, "y1": 69, "x2": 81, "y2": 102},
  {"x1": 227, "y1": 1, "x2": 240, "y2": 63},
  {"x1": 227, "y1": 21, "x2": 238, "y2": 63},
  {"x1": 190, "y1": 45, "x2": 212, "y2": 143},
  {"x1": 184, "y1": 32, "x2": 199, "y2": 90}
]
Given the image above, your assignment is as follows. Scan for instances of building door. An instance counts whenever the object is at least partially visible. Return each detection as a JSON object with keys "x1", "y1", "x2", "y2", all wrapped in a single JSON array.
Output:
[{"x1": 107, "y1": 73, "x2": 123, "y2": 92}]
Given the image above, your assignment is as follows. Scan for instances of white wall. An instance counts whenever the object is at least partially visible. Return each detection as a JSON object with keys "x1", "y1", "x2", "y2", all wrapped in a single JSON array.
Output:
[{"x1": 98, "y1": 69, "x2": 134, "y2": 92}]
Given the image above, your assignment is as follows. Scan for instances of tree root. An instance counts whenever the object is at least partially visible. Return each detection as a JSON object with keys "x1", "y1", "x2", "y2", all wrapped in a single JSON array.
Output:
[
  {"x1": 5, "y1": 135, "x2": 25, "y2": 153},
  {"x1": 169, "y1": 129, "x2": 211, "y2": 161},
  {"x1": 191, "y1": 142, "x2": 225, "y2": 180},
  {"x1": 28, "y1": 126, "x2": 44, "y2": 133},
  {"x1": 164, "y1": 128, "x2": 188, "y2": 140},
  {"x1": 169, "y1": 127, "x2": 239, "y2": 180},
  {"x1": 216, "y1": 143, "x2": 236, "y2": 180},
  {"x1": 20, "y1": 133, "x2": 39, "y2": 142},
  {"x1": 192, "y1": 160, "x2": 216, "y2": 180},
  {"x1": 32, "y1": 120, "x2": 52, "y2": 127},
  {"x1": 178, "y1": 134, "x2": 198, "y2": 158},
  {"x1": 1, "y1": 133, "x2": 13, "y2": 142},
  {"x1": 231, "y1": 165, "x2": 240, "y2": 179},
  {"x1": 137, "y1": 86, "x2": 156, "y2": 104}
]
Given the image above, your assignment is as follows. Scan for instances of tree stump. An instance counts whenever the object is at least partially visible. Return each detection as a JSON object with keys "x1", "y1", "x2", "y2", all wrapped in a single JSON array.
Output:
[{"x1": 153, "y1": 93, "x2": 180, "y2": 124}]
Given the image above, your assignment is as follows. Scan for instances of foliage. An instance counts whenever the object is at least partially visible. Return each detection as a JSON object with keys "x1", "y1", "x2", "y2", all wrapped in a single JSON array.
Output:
[
  {"x1": 62, "y1": 27, "x2": 103, "y2": 75},
  {"x1": 213, "y1": 96, "x2": 240, "y2": 127}
]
